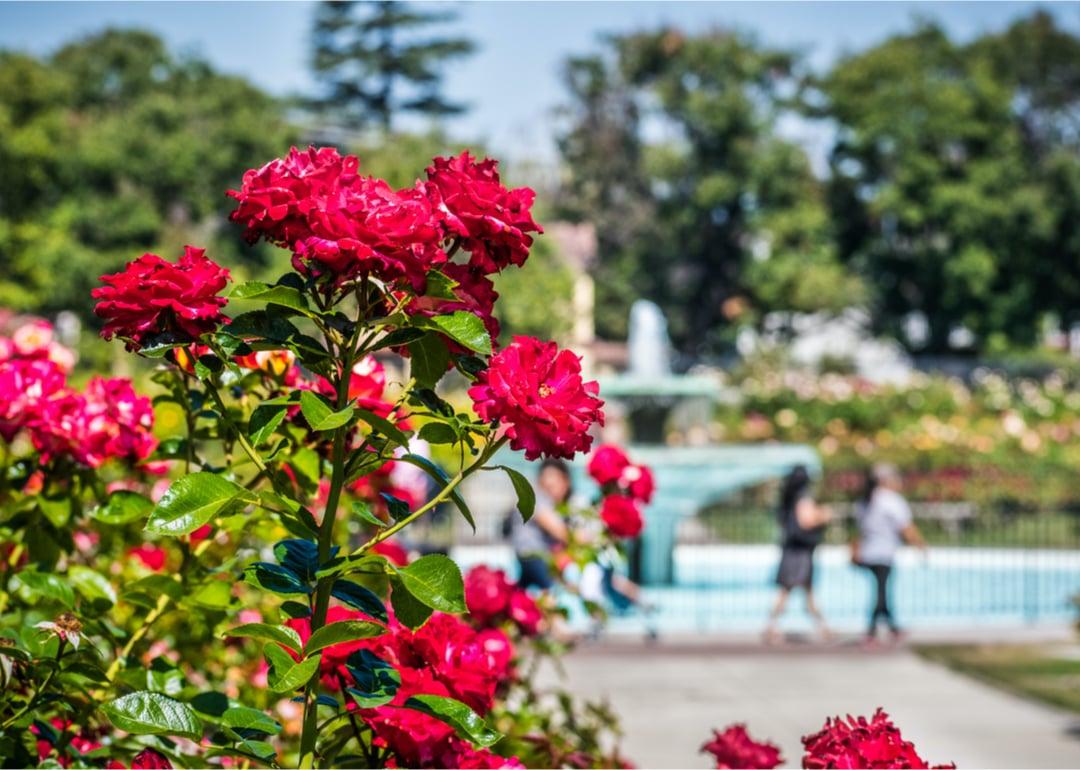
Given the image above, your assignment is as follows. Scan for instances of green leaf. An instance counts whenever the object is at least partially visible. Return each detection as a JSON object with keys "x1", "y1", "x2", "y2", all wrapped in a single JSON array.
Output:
[
  {"x1": 496, "y1": 465, "x2": 536, "y2": 522},
  {"x1": 418, "y1": 421, "x2": 459, "y2": 445},
  {"x1": 38, "y1": 497, "x2": 71, "y2": 528},
  {"x1": 304, "y1": 620, "x2": 385, "y2": 657},
  {"x1": 185, "y1": 579, "x2": 235, "y2": 610},
  {"x1": 67, "y1": 566, "x2": 116, "y2": 606},
  {"x1": 397, "y1": 454, "x2": 474, "y2": 531},
  {"x1": 353, "y1": 408, "x2": 410, "y2": 446},
  {"x1": 224, "y1": 623, "x2": 302, "y2": 655},
  {"x1": 17, "y1": 571, "x2": 74, "y2": 608},
  {"x1": 229, "y1": 281, "x2": 315, "y2": 318},
  {"x1": 315, "y1": 553, "x2": 388, "y2": 580},
  {"x1": 389, "y1": 577, "x2": 433, "y2": 630},
  {"x1": 248, "y1": 404, "x2": 287, "y2": 446},
  {"x1": 222, "y1": 706, "x2": 282, "y2": 736},
  {"x1": 408, "y1": 334, "x2": 450, "y2": 388},
  {"x1": 101, "y1": 692, "x2": 202, "y2": 740},
  {"x1": 263, "y1": 644, "x2": 321, "y2": 693},
  {"x1": 299, "y1": 391, "x2": 354, "y2": 432},
  {"x1": 392, "y1": 554, "x2": 466, "y2": 614},
  {"x1": 243, "y1": 563, "x2": 311, "y2": 596},
  {"x1": 146, "y1": 473, "x2": 253, "y2": 537},
  {"x1": 425, "y1": 269, "x2": 460, "y2": 300},
  {"x1": 345, "y1": 649, "x2": 400, "y2": 708},
  {"x1": 423, "y1": 312, "x2": 492, "y2": 354},
  {"x1": 351, "y1": 501, "x2": 385, "y2": 528},
  {"x1": 331, "y1": 580, "x2": 388, "y2": 623},
  {"x1": 122, "y1": 575, "x2": 183, "y2": 606},
  {"x1": 92, "y1": 491, "x2": 154, "y2": 525},
  {"x1": 403, "y1": 694, "x2": 501, "y2": 747}
]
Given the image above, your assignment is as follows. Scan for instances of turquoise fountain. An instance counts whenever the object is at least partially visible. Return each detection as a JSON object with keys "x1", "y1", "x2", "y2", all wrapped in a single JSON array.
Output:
[{"x1": 492, "y1": 300, "x2": 819, "y2": 584}]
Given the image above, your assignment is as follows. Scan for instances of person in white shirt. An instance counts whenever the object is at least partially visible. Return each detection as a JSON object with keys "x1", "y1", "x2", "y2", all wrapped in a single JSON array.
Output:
[{"x1": 853, "y1": 464, "x2": 926, "y2": 643}]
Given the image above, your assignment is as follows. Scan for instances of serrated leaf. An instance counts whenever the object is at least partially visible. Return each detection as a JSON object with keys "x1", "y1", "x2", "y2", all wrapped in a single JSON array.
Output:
[
  {"x1": 263, "y1": 644, "x2": 320, "y2": 693},
  {"x1": 304, "y1": 620, "x2": 385, "y2": 657},
  {"x1": 423, "y1": 312, "x2": 492, "y2": 354},
  {"x1": 330, "y1": 580, "x2": 388, "y2": 623},
  {"x1": 224, "y1": 623, "x2": 302, "y2": 654},
  {"x1": 299, "y1": 391, "x2": 354, "y2": 432},
  {"x1": 389, "y1": 577, "x2": 433, "y2": 630},
  {"x1": 345, "y1": 649, "x2": 400, "y2": 708},
  {"x1": 229, "y1": 281, "x2": 314, "y2": 318},
  {"x1": 392, "y1": 554, "x2": 465, "y2": 614},
  {"x1": 145, "y1": 473, "x2": 253, "y2": 537},
  {"x1": 248, "y1": 404, "x2": 287, "y2": 446},
  {"x1": 408, "y1": 334, "x2": 450, "y2": 388},
  {"x1": 403, "y1": 694, "x2": 501, "y2": 747},
  {"x1": 243, "y1": 563, "x2": 311, "y2": 596},
  {"x1": 92, "y1": 491, "x2": 154, "y2": 525},
  {"x1": 495, "y1": 465, "x2": 536, "y2": 522},
  {"x1": 222, "y1": 706, "x2": 281, "y2": 735},
  {"x1": 101, "y1": 692, "x2": 202, "y2": 740}
]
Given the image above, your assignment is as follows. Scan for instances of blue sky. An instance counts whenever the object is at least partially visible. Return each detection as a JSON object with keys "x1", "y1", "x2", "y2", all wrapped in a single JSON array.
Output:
[{"x1": 2, "y1": 2, "x2": 1077, "y2": 162}]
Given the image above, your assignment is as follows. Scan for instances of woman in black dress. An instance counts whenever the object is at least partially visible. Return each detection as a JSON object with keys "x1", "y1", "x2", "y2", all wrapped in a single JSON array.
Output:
[{"x1": 764, "y1": 465, "x2": 832, "y2": 643}]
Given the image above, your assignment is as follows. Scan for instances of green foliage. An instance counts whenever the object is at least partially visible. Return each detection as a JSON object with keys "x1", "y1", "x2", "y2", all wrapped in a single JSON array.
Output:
[
  {"x1": 310, "y1": 0, "x2": 475, "y2": 131},
  {"x1": 0, "y1": 29, "x2": 295, "y2": 326}
]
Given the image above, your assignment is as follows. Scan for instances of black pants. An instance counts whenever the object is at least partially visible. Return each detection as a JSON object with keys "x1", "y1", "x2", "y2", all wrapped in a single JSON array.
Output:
[{"x1": 865, "y1": 563, "x2": 898, "y2": 637}]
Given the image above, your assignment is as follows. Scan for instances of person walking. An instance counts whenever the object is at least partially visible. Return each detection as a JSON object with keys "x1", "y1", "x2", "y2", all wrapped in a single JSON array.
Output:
[
  {"x1": 853, "y1": 463, "x2": 926, "y2": 645},
  {"x1": 506, "y1": 458, "x2": 570, "y2": 591},
  {"x1": 765, "y1": 465, "x2": 832, "y2": 644}
]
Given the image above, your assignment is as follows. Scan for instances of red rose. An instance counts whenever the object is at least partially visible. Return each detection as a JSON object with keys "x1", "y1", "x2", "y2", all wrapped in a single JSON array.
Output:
[
  {"x1": 370, "y1": 538, "x2": 410, "y2": 567},
  {"x1": 465, "y1": 565, "x2": 514, "y2": 626},
  {"x1": 132, "y1": 749, "x2": 173, "y2": 769},
  {"x1": 425, "y1": 152, "x2": 542, "y2": 274},
  {"x1": 128, "y1": 544, "x2": 167, "y2": 572},
  {"x1": 468, "y1": 336, "x2": 604, "y2": 461},
  {"x1": 588, "y1": 444, "x2": 630, "y2": 485},
  {"x1": 401, "y1": 262, "x2": 501, "y2": 352},
  {"x1": 508, "y1": 591, "x2": 543, "y2": 636},
  {"x1": 801, "y1": 709, "x2": 954, "y2": 769},
  {"x1": 600, "y1": 494, "x2": 644, "y2": 539},
  {"x1": 620, "y1": 462, "x2": 655, "y2": 504},
  {"x1": 702, "y1": 724, "x2": 783, "y2": 769},
  {"x1": 92, "y1": 246, "x2": 230, "y2": 351}
]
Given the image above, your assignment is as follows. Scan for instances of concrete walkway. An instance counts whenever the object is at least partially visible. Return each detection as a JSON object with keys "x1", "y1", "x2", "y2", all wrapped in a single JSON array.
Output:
[{"x1": 541, "y1": 641, "x2": 1080, "y2": 768}]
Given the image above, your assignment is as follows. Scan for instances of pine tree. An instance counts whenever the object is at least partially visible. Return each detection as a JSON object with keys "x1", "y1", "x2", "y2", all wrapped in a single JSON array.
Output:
[{"x1": 310, "y1": 0, "x2": 474, "y2": 132}]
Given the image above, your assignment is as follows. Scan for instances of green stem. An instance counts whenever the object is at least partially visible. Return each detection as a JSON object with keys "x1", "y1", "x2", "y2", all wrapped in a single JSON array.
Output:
[{"x1": 298, "y1": 331, "x2": 359, "y2": 768}]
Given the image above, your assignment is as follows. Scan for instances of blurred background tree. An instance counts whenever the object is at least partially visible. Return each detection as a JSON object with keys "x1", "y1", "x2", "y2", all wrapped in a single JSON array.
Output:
[
  {"x1": 310, "y1": 0, "x2": 474, "y2": 132},
  {"x1": 557, "y1": 28, "x2": 862, "y2": 358},
  {"x1": 0, "y1": 28, "x2": 294, "y2": 327}
]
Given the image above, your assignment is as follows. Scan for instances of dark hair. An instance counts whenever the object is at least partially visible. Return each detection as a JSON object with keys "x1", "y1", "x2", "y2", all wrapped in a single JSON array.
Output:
[
  {"x1": 779, "y1": 464, "x2": 811, "y2": 521},
  {"x1": 860, "y1": 467, "x2": 878, "y2": 504},
  {"x1": 538, "y1": 458, "x2": 573, "y2": 502}
]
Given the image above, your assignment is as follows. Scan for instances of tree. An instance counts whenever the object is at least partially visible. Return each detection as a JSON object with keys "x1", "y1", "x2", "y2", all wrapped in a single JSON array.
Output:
[
  {"x1": 0, "y1": 29, "x2": 295, "y2": 327},
  {"x1": 557, "y1": 29, "x2": 861, "y2": 356},
  {"x1": 820, "y1": 16, "x2": 1080, "y2": 355},
  {"x1": 310, "y1": 0, "x2": 474, "y2": 132}
]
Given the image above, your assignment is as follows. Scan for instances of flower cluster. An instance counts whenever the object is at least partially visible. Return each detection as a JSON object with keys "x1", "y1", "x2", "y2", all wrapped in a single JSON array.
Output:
[
  {"x1": 801, "y1": 709, "x2": 954, "y2": 769},
  {"x1": 701, "y1": 724, "x2": 783, "y2": 769},
  {"x1": 92, "y1": 246, "x2": 230, "y2": 351},
  {"x1": 0, "y1": 319, "x2": 155, "y2": 468},
  {"x1": 469, "y1": 336, "x2": 604, "y2": 460},
  {"x1": 285, "y1": 607, "x2": 521, "y2": 768},
  {"x1": 587, "y1": 444, "x2": 653, "y2": 539},
  {"x1": 465, "y1": 565, "x2": 544, "y2": 636}
]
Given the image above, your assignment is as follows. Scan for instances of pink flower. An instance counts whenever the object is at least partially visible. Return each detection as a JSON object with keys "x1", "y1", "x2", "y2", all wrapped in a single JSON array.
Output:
[
  {"x1": 507, "y1": 591, "x2": 543, "y2": 636},
  {"x1": 129, "y1": 544, "x2": 167, "y2": 572},
  {"x1": 131, "y1": 749, "x2": 173, "y2": 769},
  {"x1": 229, "y1": 146, "x2": 446, "y2": 291},
  {"x1": 588, "y1": 444, "x2": 630, "y2": 485},
  {"x1": 425, "y1": 152, "x2": 542, "y2": 274},
  {"x1": 465, "y1": 565, "x2": 514, "y2": 626},
  {"x1": 11, "y1": 320, "x2": 54, "y2": 356},
  {"x1": 801, "y1": 709, "x2": 954, "y2": 769},
  {"x1": 468, "y1": 336, "x2": 604, "y2": 460},
  {"x1": 600, "y1": 494, "x2": 644, "y2": 539},
  {"x1": 702, "y1": 724, "x2": 783, "y2": 769},
  {"x1": 588, "y1": 444, "x2": 655, "y2": 503},
  {"x1": 93, "y1": 246, "x2": 230, "y2": 351},
  {"x1": 75, "y1": 377, "x2": 157, "y2": 467},
  {"x1": 0, "y1": 358, "x2": 67, "y2": 442}
]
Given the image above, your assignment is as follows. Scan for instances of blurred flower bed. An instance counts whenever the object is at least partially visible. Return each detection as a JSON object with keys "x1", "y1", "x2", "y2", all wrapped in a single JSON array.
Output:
[{"x1": 713, "y1": 365, "x2": 1080, "y2": 512}]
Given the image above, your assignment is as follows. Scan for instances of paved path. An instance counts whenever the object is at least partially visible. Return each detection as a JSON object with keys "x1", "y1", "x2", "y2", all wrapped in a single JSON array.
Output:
[{"x1": 541, "y1": 641, "x2": 1080, "y2": 768}]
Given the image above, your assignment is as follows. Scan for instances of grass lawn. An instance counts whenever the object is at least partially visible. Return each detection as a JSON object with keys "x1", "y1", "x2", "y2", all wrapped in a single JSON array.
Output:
[{"x1": 916, "y1": 643, "x2": 1080, "y2": 715}]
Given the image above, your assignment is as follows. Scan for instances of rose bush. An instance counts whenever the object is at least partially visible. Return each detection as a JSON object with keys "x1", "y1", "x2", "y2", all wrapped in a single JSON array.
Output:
[{"x1": 0, "y1": 146, "x2": 616, "y2": 768}]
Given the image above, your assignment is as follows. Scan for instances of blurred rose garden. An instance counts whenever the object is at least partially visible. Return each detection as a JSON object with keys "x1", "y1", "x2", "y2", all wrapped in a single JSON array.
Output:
[{"x1": 2, "y1": 2, "x2": 1080, "y2": 768}]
